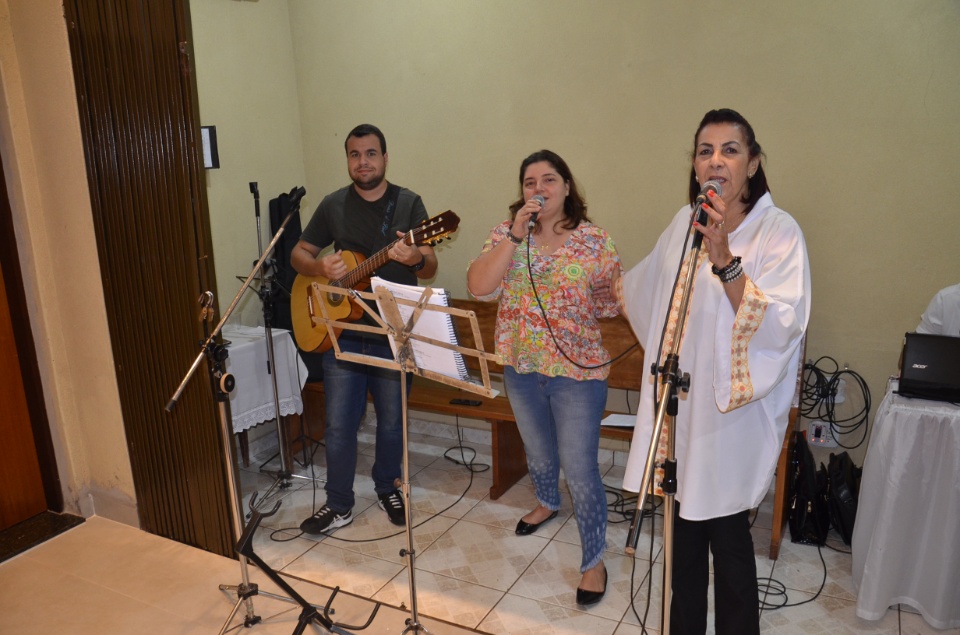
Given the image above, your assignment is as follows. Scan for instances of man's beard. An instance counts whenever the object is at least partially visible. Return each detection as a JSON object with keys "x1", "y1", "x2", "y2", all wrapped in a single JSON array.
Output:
[{"x1": 352, "y1": 172, "x2": 385, "y2": 191}]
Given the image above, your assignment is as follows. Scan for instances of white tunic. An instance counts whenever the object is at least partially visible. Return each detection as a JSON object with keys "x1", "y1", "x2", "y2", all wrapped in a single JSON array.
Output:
[
  {"x1": 916, "y1": 282, "x2": 960, "y2": 337},
  {"x1": 621, "y1": 193, "x2": 811, "y2": 520}
]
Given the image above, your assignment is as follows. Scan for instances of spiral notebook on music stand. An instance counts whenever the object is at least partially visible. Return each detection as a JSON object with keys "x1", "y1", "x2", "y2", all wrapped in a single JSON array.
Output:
[
  {"x1": 370, "y1": 277, "x2": 470, "y2": 382},
  {"x1": 897, "y1": 332, "x2": 960, "y2": 403}
]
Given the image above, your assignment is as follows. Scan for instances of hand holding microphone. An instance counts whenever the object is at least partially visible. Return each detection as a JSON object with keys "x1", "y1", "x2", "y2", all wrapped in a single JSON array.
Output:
[
  {"x1": 528, "y1": 194, "x2": 545, "y2": 230},
  {"x1": 691, "y1": 180, "x2": 722, "y2": 250},
  {"x1": 695, "y1": 180, "x2": 722, "y2": 206}
]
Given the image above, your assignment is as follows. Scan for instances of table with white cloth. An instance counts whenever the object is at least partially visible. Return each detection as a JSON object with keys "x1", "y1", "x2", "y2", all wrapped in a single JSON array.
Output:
[
  {"x1": 222, "y1": 325, "x2": 309, "y2": 462},
  {"x1": 851, "y1": 379, "x2": 960, "y2": 629}
]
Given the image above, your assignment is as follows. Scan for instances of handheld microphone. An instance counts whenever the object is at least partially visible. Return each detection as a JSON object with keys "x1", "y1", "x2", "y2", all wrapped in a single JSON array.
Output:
[
  {"x1": 695, "y1": 179, "x2": 722, "y2": 205},
  {"x1": 528, "y1": 195, "x2": 545, "y2": 229},
  {"x1": 691, "y1": 180, "x2": 721, "y2": 249}
]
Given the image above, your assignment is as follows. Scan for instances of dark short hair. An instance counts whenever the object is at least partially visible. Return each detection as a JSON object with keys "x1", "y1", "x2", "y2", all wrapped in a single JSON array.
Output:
[
  {"x1": 344, "y1": 123, "x2": 387, "y2": 154},
  {"x1": 688, "y1": 108, "x2": 769, "y2": 214},
  {"x1": 509, "y1": 149, "x2": 590, "y2": 230}
]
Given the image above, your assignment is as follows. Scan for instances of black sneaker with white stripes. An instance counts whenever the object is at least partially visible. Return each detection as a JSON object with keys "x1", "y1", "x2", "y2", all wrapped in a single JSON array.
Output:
[
  {"x1": 378, "y1": 489, "x2": 406, "y2": 526},
  {"x1": 299, "y1": 505, "x2": 352, "y2": 535}
]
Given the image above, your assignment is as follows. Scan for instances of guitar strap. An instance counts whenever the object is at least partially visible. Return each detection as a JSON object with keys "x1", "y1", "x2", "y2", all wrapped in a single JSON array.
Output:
[{"x1": 373, "y1": 183, "x2": 403, "y2": 253}]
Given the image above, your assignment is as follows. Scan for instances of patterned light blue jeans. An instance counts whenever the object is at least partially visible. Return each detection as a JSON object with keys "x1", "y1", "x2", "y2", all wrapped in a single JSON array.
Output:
[{"x1": 504, "y1": 366, "x2": 608, "y2": 572}]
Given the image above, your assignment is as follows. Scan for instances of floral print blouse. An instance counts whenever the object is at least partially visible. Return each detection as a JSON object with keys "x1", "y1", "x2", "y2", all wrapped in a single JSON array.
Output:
[{"x1": 471, "y1": 220, "x2": 622, "y2": 381}]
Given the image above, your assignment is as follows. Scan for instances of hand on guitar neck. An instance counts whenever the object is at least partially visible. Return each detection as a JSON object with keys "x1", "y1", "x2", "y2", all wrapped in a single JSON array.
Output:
[{"x1": 291, "y1": 210, "x2": 460, "y2": 353}]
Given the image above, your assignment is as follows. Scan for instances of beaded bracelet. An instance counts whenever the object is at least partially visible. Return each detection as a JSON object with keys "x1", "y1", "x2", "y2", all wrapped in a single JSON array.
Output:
[
  {"x1": 712, "y1": 256, "x2": 743, "y2": 284},
  {"x1": 711, "y1": 256, "x2": 741, "y2": 277},
  {"x1": 505, "y1": 231, "x2": 524, "y2": 245},
  {"x1": 719, "y1": 262, "x2": 744, "y2": 284}
]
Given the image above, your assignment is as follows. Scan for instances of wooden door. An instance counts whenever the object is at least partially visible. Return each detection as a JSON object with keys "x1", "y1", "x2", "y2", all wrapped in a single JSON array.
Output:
[
  {"x1": 0, "y1": 200, "x2": 46, "y2": 531},
  {"x1": 62, "y1": 0, "x2": 234, "y2": 556}
]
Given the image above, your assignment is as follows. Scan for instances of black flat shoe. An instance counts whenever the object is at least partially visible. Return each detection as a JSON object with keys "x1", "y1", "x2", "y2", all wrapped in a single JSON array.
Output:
[
  {"x1": 515, "y1": 510, "x2": 559, "y2": 536},
  {"x1": 576, "y1": 567, "x2": 607, "y2": 606}
]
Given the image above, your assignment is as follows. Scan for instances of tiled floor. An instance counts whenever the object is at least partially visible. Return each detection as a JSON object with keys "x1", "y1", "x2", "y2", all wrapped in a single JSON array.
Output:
[{"x1": 2, "y1": 414, "x2": 956, "y2": 634}]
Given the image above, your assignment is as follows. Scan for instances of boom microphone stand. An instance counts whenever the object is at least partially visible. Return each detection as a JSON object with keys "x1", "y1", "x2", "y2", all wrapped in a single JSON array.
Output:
[
  {"x1": 168, "y1": 186, "x2": 371, "y2": 633},
  {"x1": 623, "y1": 199, "x2": 712, "y2": 635}
]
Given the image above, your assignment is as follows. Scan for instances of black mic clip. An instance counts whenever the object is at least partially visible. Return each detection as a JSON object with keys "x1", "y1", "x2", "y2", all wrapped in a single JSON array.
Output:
[{"x1": 286, "y1": 185, "x2": 306, "y2": 208}]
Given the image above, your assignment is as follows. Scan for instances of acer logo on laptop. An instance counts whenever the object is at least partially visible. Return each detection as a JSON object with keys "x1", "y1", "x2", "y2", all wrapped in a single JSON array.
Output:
[{"x1": 911, "y1": 363, "x2": 928, "y2": 369}]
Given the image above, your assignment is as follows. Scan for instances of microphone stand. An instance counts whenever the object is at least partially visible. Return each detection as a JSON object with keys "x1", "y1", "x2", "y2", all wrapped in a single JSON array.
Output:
[
  {"x1": 166, "y1": 186, "x2": 322, "y2": 633},
  {"x1": 624, "y1": 204, "x2": 709, "y2": 635},
  {"x1": 245, "y1": 183, "x2": 321, "y2": 501}
]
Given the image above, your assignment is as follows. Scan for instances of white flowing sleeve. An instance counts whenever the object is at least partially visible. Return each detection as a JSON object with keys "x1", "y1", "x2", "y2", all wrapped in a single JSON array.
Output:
[{"x1": 713, "y1": 212, "x2": 811, "y2": 412}]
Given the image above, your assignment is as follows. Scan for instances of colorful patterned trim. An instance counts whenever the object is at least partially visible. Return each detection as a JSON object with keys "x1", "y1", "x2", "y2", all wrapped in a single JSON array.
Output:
[{"x1": 727, "y1": 277, "x2": 768, "y2": 411}]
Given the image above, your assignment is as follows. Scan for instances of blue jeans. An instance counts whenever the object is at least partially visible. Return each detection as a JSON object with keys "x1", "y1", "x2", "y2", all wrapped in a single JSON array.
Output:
[
  {"x1": 504, "y1": 367, "x2": 608, "y2": 572},
  {"x1": 321, "y1": 332, "x2": 409, "y2": 512}
]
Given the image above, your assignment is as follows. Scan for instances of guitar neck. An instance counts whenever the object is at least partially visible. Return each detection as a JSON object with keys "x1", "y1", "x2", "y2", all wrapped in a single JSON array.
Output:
[{"x1": 336, "y1": 236, "x2": 409, "y2": 288}]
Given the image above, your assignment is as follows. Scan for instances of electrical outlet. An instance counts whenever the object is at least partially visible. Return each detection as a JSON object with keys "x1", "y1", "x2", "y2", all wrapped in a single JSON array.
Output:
[
  {"x1": 832, "y1": 375, "x2": 847, "y2": 404},
  {"x1": 808, "y1": 420, "x2": 838, "y2": 448}
]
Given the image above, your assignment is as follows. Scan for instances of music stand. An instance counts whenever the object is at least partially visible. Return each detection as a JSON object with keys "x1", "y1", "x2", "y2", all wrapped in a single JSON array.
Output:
[{"x1": 310, "y1": 279, "x2": 499, "y2": 634}]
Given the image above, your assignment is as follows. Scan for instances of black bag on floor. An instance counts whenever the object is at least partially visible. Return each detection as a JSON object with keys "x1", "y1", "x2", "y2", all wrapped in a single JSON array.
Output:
[
  {"x1": 826, "y1": 451, "x2": 861, "y2": 545},
  {"x1": 788, "y1": 431, "x2": 830, "y2": 545}
]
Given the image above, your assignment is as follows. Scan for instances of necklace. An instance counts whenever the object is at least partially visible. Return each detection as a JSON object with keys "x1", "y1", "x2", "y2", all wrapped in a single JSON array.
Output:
[{"x1": 535, "y1": 229, "x2": 569, "y2": 254}]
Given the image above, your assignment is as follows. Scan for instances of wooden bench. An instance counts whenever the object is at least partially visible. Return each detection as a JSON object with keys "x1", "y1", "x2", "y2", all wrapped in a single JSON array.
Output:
[
  {"x1": 299, "y1": 297, "x2": 798, "y2": 559},
  {"x1": 301, "y1": 298, "x2": 644, "y2": 501}
]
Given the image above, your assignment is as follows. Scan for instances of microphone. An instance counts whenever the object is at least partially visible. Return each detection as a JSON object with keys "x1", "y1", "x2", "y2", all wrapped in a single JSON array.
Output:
[
  {"x1": 528, "y1": 195, "x2": 545, "y2": 230},
  {"x1": 695, "y1": 179, "x2": 722, "y2": 205},
  {"x1": 691, "y1": 180, "x2": 721, "y2": 250}
]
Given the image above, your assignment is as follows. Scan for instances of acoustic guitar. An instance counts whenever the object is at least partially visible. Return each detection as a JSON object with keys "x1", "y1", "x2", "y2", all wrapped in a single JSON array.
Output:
[{"x1": 290, "y1": 210, "x2": 460, "y2": 352}]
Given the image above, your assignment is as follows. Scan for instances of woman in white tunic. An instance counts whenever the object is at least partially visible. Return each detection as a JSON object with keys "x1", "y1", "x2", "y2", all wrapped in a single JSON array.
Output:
[{"x1": 616, "y1": 109, "x2": 811, "y2": 634}]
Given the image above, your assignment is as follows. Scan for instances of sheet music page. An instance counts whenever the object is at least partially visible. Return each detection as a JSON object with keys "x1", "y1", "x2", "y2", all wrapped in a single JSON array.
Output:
[{"x1": 370, "y1": 277, "x2": 469, "y2": 381}]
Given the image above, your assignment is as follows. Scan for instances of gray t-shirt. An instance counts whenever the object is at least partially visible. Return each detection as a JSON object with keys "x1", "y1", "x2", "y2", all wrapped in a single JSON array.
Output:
[{"x1": 300, "y1": 183, "x2": 428, "y2": 287}]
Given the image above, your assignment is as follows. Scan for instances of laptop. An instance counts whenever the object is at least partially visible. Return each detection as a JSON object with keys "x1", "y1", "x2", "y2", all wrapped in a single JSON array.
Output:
[{"x1": 897, "y1": 332, "x2": 960, "y2": 403}]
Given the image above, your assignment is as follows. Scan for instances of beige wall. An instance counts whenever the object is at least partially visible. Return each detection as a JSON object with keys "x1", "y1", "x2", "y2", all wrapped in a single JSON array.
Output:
[
  {"x1": 191, "y1": 0, "x2": 308, "y2": 326},
  {"x1": 0, "y1": 0, "x2": 136, "y2": 522},
  {"x1": 195, "y1": 1, "x2": 960, "y2": 465}
]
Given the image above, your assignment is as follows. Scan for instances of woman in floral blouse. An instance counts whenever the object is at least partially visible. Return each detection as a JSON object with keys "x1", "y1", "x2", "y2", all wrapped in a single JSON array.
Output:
[{"x1": 467, "y1": 150, "x2": 622, "y2": 606}]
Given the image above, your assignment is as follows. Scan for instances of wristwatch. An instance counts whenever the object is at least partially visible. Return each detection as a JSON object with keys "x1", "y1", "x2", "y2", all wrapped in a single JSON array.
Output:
[{"x1": 409, "y1": 253, "x2": 426, "y2": 272}]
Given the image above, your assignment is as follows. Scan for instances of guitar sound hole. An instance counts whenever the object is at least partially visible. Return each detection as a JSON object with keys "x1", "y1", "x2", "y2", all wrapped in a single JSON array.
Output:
[{"x1": 327, "y1": 292, "x2": 344, "y2": 307}]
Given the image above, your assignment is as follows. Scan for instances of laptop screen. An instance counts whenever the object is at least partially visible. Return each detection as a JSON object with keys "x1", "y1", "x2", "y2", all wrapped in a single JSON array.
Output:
[{"x1": 897, "y1": 332, "x2": 960, "y2": 403}]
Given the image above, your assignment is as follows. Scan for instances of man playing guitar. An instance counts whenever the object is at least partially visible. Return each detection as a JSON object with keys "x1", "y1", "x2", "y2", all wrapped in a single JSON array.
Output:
[{"x1": 291, "y1": 123, "x2": 437, "y2": 534}]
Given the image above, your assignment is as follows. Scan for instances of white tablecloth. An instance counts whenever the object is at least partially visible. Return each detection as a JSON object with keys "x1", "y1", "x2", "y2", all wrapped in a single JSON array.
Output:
[
  {"x1": 222, "y1": 325, "x2": 309, "y2": 434},
  {"x1": 852, "y1": 380, "x2": 960, "y2": 629}
]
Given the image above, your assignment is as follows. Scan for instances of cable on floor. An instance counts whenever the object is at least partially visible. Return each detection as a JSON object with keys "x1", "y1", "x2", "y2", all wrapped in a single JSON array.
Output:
[
  {"x1": 759, "y1": 541, "x2": 829, "y2": 611},
  {"x1": 268, "y1": 415, "x2": 484, "y2": 544}
]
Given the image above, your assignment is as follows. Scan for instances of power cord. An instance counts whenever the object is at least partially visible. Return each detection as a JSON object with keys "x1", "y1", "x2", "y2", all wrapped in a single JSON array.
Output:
[
  {"x1": 608, "y1": 489, "x2": 662, "y2": 633},
  {"x1": 800, "y1": 356, "x2": 872, "y2": 450},
  {"x1": 268, "y1": 416, "x2": 487, "y2": 544}
]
